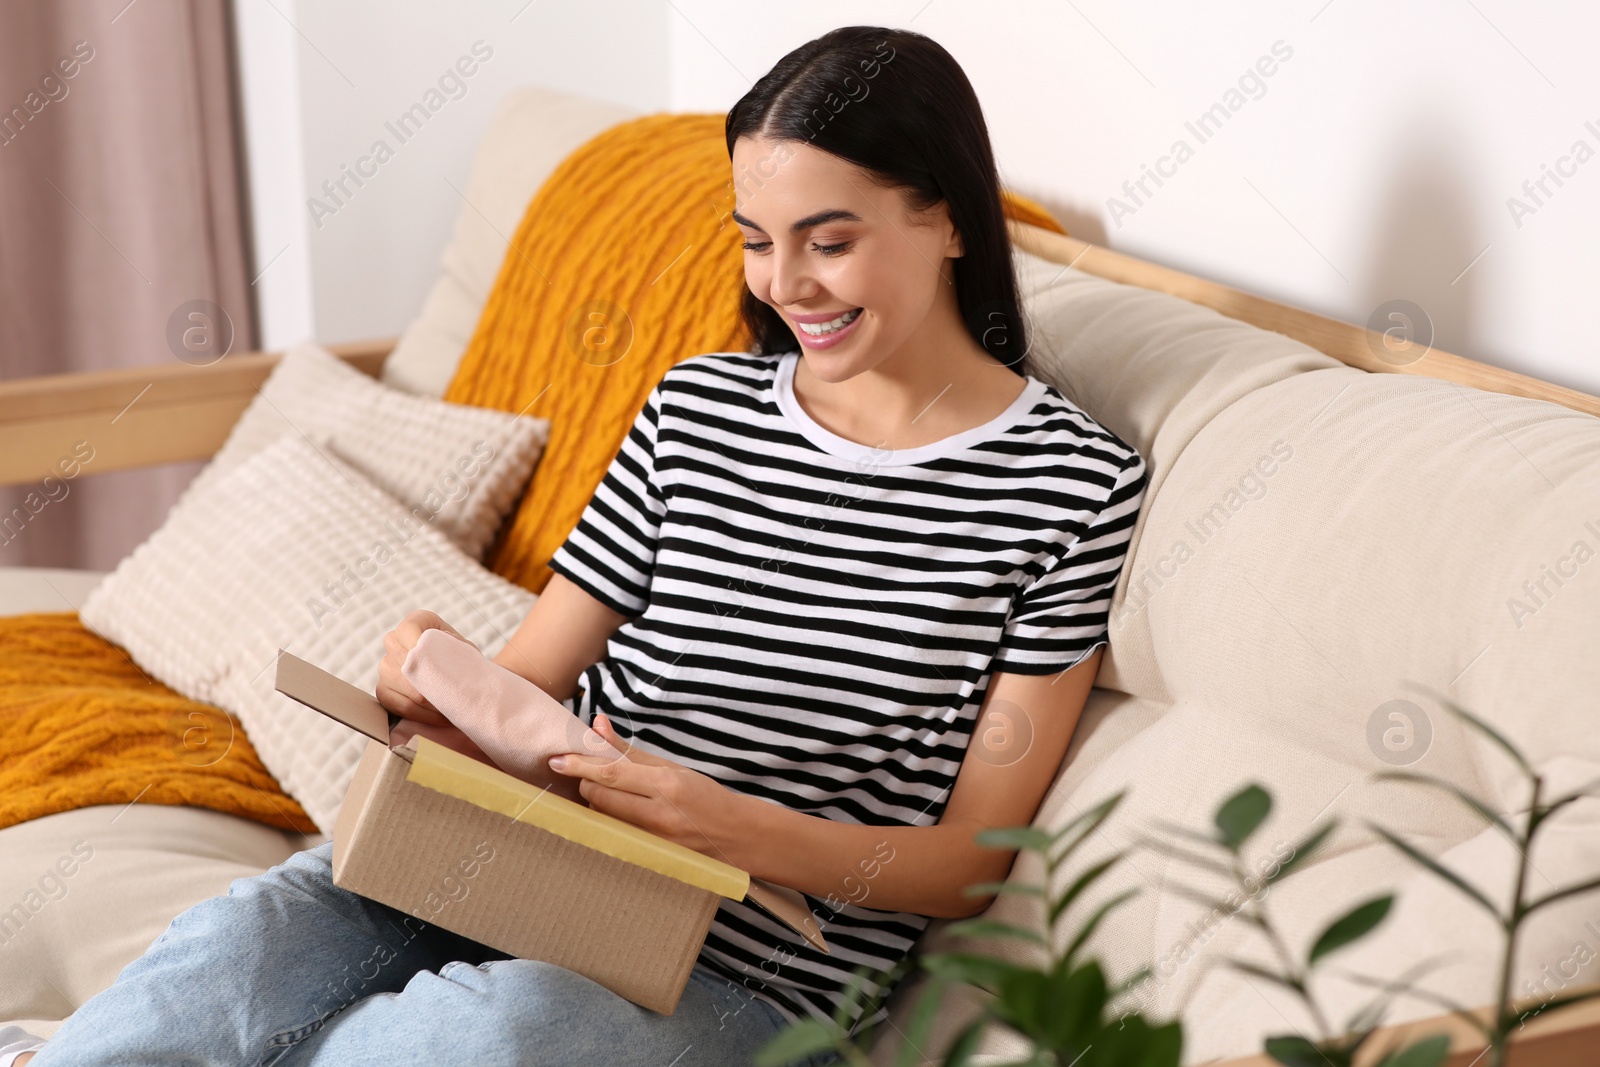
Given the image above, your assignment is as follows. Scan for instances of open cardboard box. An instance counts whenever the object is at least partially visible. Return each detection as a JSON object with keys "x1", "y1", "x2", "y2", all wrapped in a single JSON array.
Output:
[{"x1": 273, "y1": 649, "x2": 827, "y2": 1015}]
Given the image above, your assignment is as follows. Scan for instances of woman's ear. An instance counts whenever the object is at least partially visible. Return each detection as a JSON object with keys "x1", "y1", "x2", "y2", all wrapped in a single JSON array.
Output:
[{"x1": 945, "y1": 220, "x2": 965, "y2": 259}]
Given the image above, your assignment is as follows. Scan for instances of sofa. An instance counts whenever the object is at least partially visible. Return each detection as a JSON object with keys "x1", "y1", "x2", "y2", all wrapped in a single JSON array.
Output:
[{"x1": 3, "y1": 85, "x2": 1598, "y2": 1065}]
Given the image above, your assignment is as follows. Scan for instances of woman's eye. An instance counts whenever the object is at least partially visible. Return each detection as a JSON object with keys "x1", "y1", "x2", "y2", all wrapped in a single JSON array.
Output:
[{"x1": 738, "y1": 240, "x2": 851, "y2": 256}]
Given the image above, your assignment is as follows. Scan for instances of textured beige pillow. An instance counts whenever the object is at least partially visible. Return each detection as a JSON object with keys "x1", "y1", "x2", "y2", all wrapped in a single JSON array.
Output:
[
  {"x1": 81, "y1": 435, "x2": 536, "y2": 832},
  {"x1": 182, "y1": 339, "x2": 548, "y2": 560}
]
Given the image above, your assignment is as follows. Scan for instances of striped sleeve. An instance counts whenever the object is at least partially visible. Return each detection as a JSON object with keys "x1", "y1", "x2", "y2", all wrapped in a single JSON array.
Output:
[
  {"x1": 991, "y1": 451, "x2": 1149, "y2": 675},
  {"x1": 547, "y1": 383, "x2": 667, "y2": 617}
]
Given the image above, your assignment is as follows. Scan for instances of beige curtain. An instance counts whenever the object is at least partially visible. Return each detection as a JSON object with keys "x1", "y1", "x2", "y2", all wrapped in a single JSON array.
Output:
[{"x1": 0, "y1": 0, "x2": 256, "y2": 573}]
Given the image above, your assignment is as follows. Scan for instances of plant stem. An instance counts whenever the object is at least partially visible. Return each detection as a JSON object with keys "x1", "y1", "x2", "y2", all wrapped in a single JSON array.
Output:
[
  {"x1": 1237, "y1": 859, "x2": 1334, "y2": 1039},
  {"x1": 1492, "y1": 774, "x2": 1541, "y2": 1067}
]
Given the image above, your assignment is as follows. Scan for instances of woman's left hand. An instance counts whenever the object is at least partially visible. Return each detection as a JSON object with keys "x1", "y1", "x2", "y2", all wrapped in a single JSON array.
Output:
[{"x1": 548, "y1": 713, "x2": 743, "y2": 862}]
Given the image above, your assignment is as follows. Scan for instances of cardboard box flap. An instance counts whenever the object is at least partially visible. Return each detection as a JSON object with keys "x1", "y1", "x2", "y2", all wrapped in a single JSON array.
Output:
[
  {"x1": 407, "y1": 735, "x2": 751, "y2": 900},
  {"x1": 747, "y1": 879, "x2": 829, "y2": 954},
  {"x1": 275, "y1": 650, "x2": 398, "y2": 744}
]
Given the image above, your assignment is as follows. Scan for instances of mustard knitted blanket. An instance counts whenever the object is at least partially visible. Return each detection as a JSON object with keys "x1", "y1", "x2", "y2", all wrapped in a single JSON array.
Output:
[{"x1": 0, "y1": 612, "x2": 315, "y2": 833}]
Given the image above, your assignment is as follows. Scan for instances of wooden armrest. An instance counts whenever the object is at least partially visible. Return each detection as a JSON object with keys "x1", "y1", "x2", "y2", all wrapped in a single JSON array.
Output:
[
  {"x1": 0, "y1": 338, "x2": 396, "y2": 488},
  {"x1": 1217, "y1": 981, "x2": 1600, "y2": 1066}
]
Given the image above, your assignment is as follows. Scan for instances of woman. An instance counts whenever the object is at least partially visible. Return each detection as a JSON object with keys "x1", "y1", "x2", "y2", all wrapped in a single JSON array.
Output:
[{"x1": 15, "y1": 24, "x2": 1147, "y2": 1067}]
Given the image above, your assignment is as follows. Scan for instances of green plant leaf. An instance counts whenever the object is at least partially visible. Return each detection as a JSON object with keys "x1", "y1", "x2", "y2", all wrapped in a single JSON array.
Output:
[
  {"x1": 1048, "y1": 857, "x2": 1119, "y2": 928},
  {"x1": 941, "y1": 1014, "x2": 993, "y2": 1067},
  {"x1": 1088, "y1": 1014, "x2": 1184, "y2": 1067},
  {"x1": 1364, "y1": 821, "x2": 1501, "y2": 917},
  {"x1": 893, "y1": 978, "x2": 949, "y2": 1067},
  {"x1": 1266, "y1": 821, "x2": 1337, "y2": 885},
  {"x1": 1215, "y1": 784, "x2": 1273, "y2": 851},
  {"x1": 829, "y1": 964, "x2": 876, "y2": 1028},
  {"x1": 1051, "y1": 791, "x2": 1126, "y2": 842},
  {"x1": 1137, "y1": 838, "x2": 1237, "y2": 877},
  {"x1": 1512, "y1": 983, "x2": 1600, "y2": 1027},
  {"x1": 1336, "y1": 963, "x2": 1490, "y2": 1041},
  {"x1": 752, "y1": 1018, "x2": 840, "y2": 1066},
  {"x1": 1040, "y1": 958, "x2": 1106, "y2": 1049},
  {"x1": 942, "y1": 918, "x2": 1049, "y2": 948},
  {"x1": 1373, "y1": 1033, "x2": 1451, "y2": 1067},
  {"x1": 1046, "y1": 791, "x2": 1127, "y2": 869},
  {"x1": 1341, "y1": 1023, "x2": 1379, "y2": 1060},
  {"x1": 918, "y1": 951, "x2": 1033, "y2": 996},
  {"x1": 1343, "y1": 998, "x2": 1387, "y2": 1039},
  {"x1": 1373, "y1": 771, "x2": 1512, "y2": 837},
  {"x1": 1108, "y1": 965, "x2": 1153, "y2": 1001},
  {"x1": 1224, "y1": 959, "x2": 1302, "y2": 996},
  {"x1": 1150, "y1": 816, "x2": 1229, "y2": 846},
  {"x1": 975, "y1": 825, "x2": 1055, "y2": 853},
  {"x1": 1264, "y1": 1034, "x2": 1344, "y2": 1067},
  {"x1": 991, "y1": 969, "x2": 1052, "y2": 1038},
  {"x1": 1309, "y1": 896, "x2": 1393, "y2": 966},
  {"x1": 1525, "y1": 874, "x2": 1600, "y2": 915},
  {"x1": 1539, "y1": 775, "x2": 1600, "y2": 817},
  {"x1": 961, "y1": 880, "x2": 1045, "y2": 899},
  {"x1": 1061, "y1": 888, "x2": 1139, "y2": 969},
  {"x1": 1403, "y1": 682, "x2": 1534, "y2": 782},
  {"x1": 1159, "y1": 881, "x2": 1252, "y2": 926}
]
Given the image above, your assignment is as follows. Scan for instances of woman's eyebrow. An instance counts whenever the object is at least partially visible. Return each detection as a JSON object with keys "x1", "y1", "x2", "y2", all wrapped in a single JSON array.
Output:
[{"x1": 731, "y1": 208, "x2": 865, "y2": 234}]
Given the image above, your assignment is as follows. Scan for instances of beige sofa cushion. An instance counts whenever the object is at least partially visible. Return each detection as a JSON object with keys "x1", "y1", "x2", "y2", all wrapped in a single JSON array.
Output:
[
  {"x1": 0, "y1": 803, "x2": 315, "y2": 1036},
  {"x1": 381, "y1": 86, "x2": 639, "y2": 397},
  {"x1": 0, "y1": 568, "x2": 104, "y2": 616},
  {"x1": 871, "y1": 258, "x2": 1600, "y2": 1065}
]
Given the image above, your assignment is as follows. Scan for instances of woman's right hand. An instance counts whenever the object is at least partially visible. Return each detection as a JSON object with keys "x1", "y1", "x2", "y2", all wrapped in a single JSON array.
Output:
[{"x1": 376, "y1": 609, "x2": 473, "y2": 725}]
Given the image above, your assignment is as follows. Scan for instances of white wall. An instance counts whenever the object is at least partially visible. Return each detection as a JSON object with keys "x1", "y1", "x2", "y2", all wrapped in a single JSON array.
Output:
[
  {"x1": 232, "y1": 0, "x2": 669, "y2": 349},
  {"x1": 238, "y1": 0, "x2": 1600, "y2": 395}
]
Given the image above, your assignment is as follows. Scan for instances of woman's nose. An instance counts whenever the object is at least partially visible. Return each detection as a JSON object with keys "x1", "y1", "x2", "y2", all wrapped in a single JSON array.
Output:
[{"x1": 766, "y1": 246, "x2": 817, "y2": 307}]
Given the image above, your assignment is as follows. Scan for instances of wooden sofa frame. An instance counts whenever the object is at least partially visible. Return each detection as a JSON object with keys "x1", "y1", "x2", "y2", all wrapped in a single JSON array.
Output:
[{"x1": 2, "y1": 221, "x2": 1595, "y2": 1064}]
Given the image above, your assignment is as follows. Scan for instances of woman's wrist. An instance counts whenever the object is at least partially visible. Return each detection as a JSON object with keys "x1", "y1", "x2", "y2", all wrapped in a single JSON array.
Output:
[{"x1": 717, "y1": 789, "x2": 788, "y2": 880}]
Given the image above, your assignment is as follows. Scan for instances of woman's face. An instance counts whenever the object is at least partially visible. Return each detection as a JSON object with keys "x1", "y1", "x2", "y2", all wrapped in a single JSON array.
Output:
[{"x1": 730, "y1": 134, "x2": 963, "y2": 384}]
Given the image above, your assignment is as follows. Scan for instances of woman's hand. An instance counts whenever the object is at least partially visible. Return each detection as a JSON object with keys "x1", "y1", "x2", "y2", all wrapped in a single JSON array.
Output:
[
  {"x1": 376, "y1": 609, "x2": 474, "y2": 725},
  {"x1": 388, "y1": 716, "x2": 496, "y2": 765},
  {"x1": 548, "y1": 713, "x2": 746, "y2": 861}
]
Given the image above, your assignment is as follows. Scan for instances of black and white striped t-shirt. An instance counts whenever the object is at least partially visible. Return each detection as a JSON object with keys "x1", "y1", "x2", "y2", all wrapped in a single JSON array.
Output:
[{"x1": 548, "y1": 350, "x2": 1148, "y2": 1032}]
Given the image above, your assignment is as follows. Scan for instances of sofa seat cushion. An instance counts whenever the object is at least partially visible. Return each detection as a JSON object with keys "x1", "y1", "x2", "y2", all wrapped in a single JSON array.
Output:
[
  {"x1": 0, "y1": 802, "x2": 315, "y2": 1035},
  {"x1": 0, "y1": 568, "x2": 103, "y2": 618}
]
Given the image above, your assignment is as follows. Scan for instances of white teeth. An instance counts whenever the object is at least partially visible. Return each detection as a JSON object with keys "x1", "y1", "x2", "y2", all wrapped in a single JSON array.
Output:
[{"x1": 798, "y1": 308, "x2": 861, "y2": 336}]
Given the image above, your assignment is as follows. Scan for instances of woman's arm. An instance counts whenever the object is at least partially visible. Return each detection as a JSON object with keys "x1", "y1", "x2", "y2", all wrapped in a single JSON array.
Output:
[
  {"x1": 375, "y1": 573, "x2": 629, "y2": 719},
  {"x1": 491, "y1": 572, "x2": 630, "y2": 703},
  {"x1": 724, "y1": 647, "x2": 1104, "y2": 920}
]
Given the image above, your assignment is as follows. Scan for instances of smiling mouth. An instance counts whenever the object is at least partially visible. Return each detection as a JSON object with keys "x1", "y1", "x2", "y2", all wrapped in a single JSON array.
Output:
[{"x1": 795, "y1": 308, "x2": 863, "y2": 337}]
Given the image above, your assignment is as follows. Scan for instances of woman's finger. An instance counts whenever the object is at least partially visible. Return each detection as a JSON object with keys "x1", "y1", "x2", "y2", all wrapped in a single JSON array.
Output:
[
  {"x1": 552, "y1": 752, "x2": 652, "y2": 797},
  {"x1": 377, "y1": 657, "x2": 447, "y2": 725},
  {"x1": 591, "y1": 713, "x2": 666, "y2": 765},
  {"x1": 579, "y1": 780, "x2": 659, "y2": 831}
]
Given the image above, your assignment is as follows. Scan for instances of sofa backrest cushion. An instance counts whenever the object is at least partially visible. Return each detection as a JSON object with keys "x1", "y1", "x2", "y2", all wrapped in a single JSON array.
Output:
[
  {"x1": 1016, "y1": 246, "x2": 1600, "y2": 811},
  {"x1": 382, "y1": 86, "x2": 640, "y2": 397}
]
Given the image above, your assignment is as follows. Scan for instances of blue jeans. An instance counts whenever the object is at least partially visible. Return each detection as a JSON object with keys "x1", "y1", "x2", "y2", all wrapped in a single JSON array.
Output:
[{"x1": 31, "y1": 841, "x2": 841, "y2": 1067}]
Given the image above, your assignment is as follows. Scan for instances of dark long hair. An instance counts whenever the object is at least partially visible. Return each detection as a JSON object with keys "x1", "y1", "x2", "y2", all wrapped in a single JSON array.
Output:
[{"x1": 724, "y1": 26, "x2": 1032, "y2": 379}]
